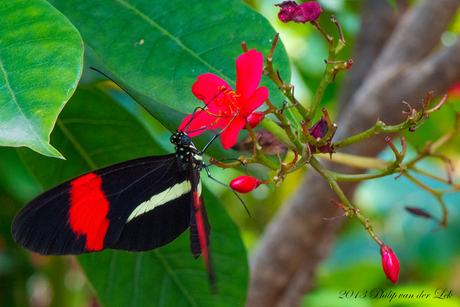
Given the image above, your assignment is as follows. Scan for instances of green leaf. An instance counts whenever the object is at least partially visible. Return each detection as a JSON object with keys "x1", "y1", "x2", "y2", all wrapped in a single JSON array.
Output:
[
  {"x1": 49, "y1": 0, "x2": 290, "y2": 113},
  {"x1": 79, "y1": 188, "x2": 248, "y2": 307},
  {"x1": 17, "y1": 87, "x2": 167, "y2": 188},
  {"x1": 0, "y1": 0, "x2": 83, "y2": 158},
  {"x1": 16, "y1": 86, "x2": 248, "y2": 306},
  {"x1": 99, "y1": 80, "x2": 240, "y2": 164}
]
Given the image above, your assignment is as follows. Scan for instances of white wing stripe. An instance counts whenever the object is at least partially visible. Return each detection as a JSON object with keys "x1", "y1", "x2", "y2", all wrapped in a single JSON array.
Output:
[{"x1": 127, "y1": 180, "x2": 192, "y2": 222}]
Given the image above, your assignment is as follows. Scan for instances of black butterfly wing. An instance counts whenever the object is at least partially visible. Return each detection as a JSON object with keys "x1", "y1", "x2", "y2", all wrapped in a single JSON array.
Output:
[
  {"x1": 189, "y1": 167, "x2": 211, "y2": 258},
  {"x1": 12, "y1": 155, "x2": 193, "y2": 255},
  {"x1": 188, "y1": 162, "x2": 215, "y2": 287}
]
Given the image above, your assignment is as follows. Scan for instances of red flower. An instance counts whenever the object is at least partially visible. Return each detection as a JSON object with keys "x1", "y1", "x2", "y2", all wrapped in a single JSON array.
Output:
[
  {"x1": 275, "y1": 1, "x2": 322, "y2": 24},
  {"x1": 245, "y1": 111, "x2": 265, "y2": 129},
  {"x1": 179, "y1": 49, "x2": 269, "y2": 150},
  {"x1": 380, "y1": 245, "x2": 400, "y2": 283},
  {"x1": 230, "y1": 176, "x2": 261, "y2": 194}
]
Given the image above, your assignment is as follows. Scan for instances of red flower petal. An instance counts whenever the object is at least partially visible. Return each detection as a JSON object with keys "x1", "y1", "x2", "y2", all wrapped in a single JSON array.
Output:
[
  {"x1": 235, "y1": 49, "x2": 264, "y2": 103},
  {"x1": 192, "y1": 73, "x2": 232, "y2": 107},
  {"x1": 220, "y1": 116, "x2": 246, "y2": 150},
  {"x1": 240, "y1": 86, "x2": 269, "y2": 117},
  {"x1": 179, "y1": 113, "x2": 193, "y2": 133},
  {"x1": 179, "y1": 108, "x2": 224, "y2": 137}
]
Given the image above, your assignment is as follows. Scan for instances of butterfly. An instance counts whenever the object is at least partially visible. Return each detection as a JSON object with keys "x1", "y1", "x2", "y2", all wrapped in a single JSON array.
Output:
[{"x1": 11, "y1": 68, "x2": 225, "y2": 289}]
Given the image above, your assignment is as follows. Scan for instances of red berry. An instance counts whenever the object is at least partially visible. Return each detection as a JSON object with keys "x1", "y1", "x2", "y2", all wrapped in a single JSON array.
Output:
[{"x1": 229, "y1": 176, "x2": 261, "y2": 193}]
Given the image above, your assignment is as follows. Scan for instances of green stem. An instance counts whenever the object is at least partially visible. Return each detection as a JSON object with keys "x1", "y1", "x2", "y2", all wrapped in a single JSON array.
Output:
[
  {"x1": 404, "y1": 172, "x2": 448, "y2": 227},
  {"x1": 308, "y1": 155, "x2": 332, "y2": 181},
  {"x1": 309, "y1": 154, "x2": 401, "y2": 182},
  {"x1": 411, "y1": 167, "x2": 460, "y2": 189},
  {"x1": 261, "y1": 118, "x2": 295, "y2": 150},
  {"x1": 333, "y1": 120, "x2": 388, "y2": 149},
  {"x1": 315, "y1": 152, "x2": 390, "y2": 170},
  {"x1": 248, "y1": 121, "x2": 280, "y2": 171},
  {"x1": 309, "y1": 155, "x2": 384, "y2": 245},
  {"x1": 287, "y1": 145, "x2": 310, "y2": 174},
  {"x1": 304, "y1": 58, "x2": 336, "y2": 125},
  {"x1": 404, "y1": 172, "x2": 443, "y2": 198},
  {"x1": 253, "y1": 155, "x2": 279, "y2": 171}
]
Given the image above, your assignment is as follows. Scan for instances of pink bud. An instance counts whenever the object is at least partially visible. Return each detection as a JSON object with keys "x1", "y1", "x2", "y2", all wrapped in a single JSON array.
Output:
[
  {"x1": 275, "y1": 1, "x2": 322, "y2": 24},
  {"x1": 245, "y1": 112, "x2": 265, "y2": 129},
  {"x1": 230, "y1": 176, "x2": 261, "y2": 194},
  {"x1": 380, "y1": 245, "x2": 400, "y2": 283}
]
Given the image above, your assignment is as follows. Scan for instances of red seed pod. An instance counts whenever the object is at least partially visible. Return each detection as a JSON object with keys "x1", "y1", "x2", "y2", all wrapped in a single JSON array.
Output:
[
  {"x1": 245, "y1": 111, "x2": 265, "y2": 129},
  {"x1": 229, "y1": 176, "x2": 261, "y2": 194},
  {"x1": 380, "y1": 245, "x2": 400, "y2": 283}
]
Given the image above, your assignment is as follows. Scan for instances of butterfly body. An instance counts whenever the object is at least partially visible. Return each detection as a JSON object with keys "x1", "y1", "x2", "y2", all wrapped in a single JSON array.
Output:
[{"x1": 12, "y1": 131, "x2": 211, "y2": 265}]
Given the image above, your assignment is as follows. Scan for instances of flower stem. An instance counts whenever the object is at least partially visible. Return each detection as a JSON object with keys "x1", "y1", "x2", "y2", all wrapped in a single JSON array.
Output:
[
  {"x1": 310, "y1": 155, "x2": 385, "y2": 245},
  {"x1": 403, "y1": 171, "x2": 448, "y2": 227},
  {"x1": 260, "y1": 118, "x2": 295, "y2": 150},
  {"x1": 333, "y1": 120, "x2": 410, "y2": 149}
]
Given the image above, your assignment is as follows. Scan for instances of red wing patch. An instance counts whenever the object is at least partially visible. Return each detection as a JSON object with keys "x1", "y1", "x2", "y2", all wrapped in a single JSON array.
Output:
[
  {"x1": 193, "y1": 191, "x2": 208, "y2": 261},
  {"x1": 69, "y1": 173, "x2": 110, "y2": 251},
  {"x1": 193, "y1": 190, "x2": 216, "y2": 291}
]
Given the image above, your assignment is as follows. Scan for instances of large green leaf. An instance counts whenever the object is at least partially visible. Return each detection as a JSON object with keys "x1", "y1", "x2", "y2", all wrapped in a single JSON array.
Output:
[
  {"x1": 98, "y1": 78, "x2": 241, "y2": 164},
  {"x1": 0, "y1": 0, "x2": 83, "y2": 157},
  {"x1": 79, "y1": 188, "x2": 248, "y2": 307},
  {"x1": 17, "y1": 87, "x2": 165, "y2": 186},
  {"x1": 48, "y1": 0, "x2": 290, "y2": 114},
  {"x1": 16, "y1": 86, "x2": 248, "y2": 306}
]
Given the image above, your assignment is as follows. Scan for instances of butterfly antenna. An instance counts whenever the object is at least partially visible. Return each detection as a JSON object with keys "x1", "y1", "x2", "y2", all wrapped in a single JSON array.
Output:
[
  {"x1": 202, "y1": 163, "x2": 252, "y2": 217},
  {"x1": 199, "y1": 109, "x2": 240, "y2": 154},
  {"x1": 183, "y1": 87, "x2": 227, "y2": 134},
  {"x1": 90, "y1": 67, "x2": 174, "y2": 133}
]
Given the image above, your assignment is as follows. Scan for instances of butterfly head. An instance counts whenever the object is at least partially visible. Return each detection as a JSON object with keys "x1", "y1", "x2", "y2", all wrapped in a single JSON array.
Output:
[
  {"x1": 170, "y1": 131, "x2": 192, "y2": 147},
  {"x1": 171, "y1": 132, "x2": 202, "y2": 167}
]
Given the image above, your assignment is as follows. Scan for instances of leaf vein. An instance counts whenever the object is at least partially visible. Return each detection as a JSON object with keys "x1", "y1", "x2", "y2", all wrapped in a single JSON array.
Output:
[
  {"x1": 0, "y1": 57, "x2": 46, "y2": 147},
  {"x1": 113, "y1": 0, "x2": 228, "y2": 81},
  {"x1": 56, "y1": 120, "x2": 97, "y2": 169},
  {"x1": 153, "y1": 250, "x2": 199, "y2": 307}
]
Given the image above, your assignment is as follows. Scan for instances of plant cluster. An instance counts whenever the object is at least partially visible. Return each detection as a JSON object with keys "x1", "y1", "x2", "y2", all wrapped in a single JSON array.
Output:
[{"x1": 181, "y1": 1, "x2": 459, "y2": 283}]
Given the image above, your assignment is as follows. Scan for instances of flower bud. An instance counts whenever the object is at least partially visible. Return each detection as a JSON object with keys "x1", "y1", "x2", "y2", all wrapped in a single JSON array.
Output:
[
  {"x1": 245, "y1": 111, "x2": 265, "y2": 129},
  {"x1": 230, "y1": 176, "x2": 261, "y2": 194},
  {"x1": 275, "y1": 1, "x2": 322, "y2": 24},
  {"x1": 308, "y1": 116, "x2": 332, "y2": 154},
  {"x1": 309, "y1": 116, "x2": 328, "y2": 139},
  {"x1": 380, "y1": 245, "x2": 400, "y2": 283}
]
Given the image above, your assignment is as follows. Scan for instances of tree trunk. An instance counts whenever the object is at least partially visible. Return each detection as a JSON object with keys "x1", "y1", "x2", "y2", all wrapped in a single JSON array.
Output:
[{"x1": 247, "y1": 0, "x2": 460, "y2": 306}]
